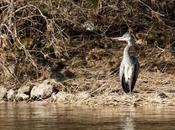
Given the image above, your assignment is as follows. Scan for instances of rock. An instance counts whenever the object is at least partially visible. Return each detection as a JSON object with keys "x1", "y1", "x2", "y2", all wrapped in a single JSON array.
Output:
[
  {"x1": 15, "y1": 93, "x2": 29, "y2": 101},
  {"x1": 43, "y1": 79, "x2": 56, "y2": 84},
  {"x1": 7, "y1": 89, "x2": 16, "y2": 101},
  {"x1": 0, "y1": 86, "x2": 7, "y2": 100},
  {"x1": 30, "y1": 79, "x2": 54, "y2": 100},
  {"x1": 158, "y1": 92, "x2": 168, "y2": 98},
  {"x1": 18, "y1": 85, "x2": 33, "y2": 95},
  {"x1": 82, "y1": 21, "x2": 95, "y2": 31},
  {"x1": 15, "y1": 85, "x2": 31, "y2": 101}
]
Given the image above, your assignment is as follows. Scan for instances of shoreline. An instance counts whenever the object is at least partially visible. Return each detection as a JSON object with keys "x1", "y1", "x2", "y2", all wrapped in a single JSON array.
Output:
[
  {"x1": 1, "y1": 90, "x2": 175, "y2": 107},
  {"x1": 0, "y1": 71, "x2": 175, "y2": 107}
]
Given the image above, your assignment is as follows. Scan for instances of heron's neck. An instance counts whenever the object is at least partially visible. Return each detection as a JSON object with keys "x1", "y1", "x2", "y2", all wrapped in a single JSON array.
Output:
[{"x1": 123, "y1": 40, "x2": 132, "y2": 60}]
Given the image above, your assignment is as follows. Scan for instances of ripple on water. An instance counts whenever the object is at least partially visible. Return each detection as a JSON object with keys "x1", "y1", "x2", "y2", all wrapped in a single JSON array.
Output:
[{"x1": 0, "y1": 103, "x2": 175, "y2": 130}]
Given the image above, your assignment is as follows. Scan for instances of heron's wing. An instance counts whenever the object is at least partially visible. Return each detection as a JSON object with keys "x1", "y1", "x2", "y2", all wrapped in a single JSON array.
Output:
[
  {"x1": 119, "y1": 60, "x2": 124, "y2": 81},
  {"x1": 120, "y1": 60, "x2": 130, "y2": 93},
  {"x1": 130, "y1": 56, "x2": 140, "y2": 91},
  {"x1": 122, "y1": 73, "x2": 130, "y2": 93}
]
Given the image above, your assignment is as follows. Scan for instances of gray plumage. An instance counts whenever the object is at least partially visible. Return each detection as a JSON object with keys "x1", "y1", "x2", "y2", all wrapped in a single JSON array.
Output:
[{"x1": 112, "y1": 32, "x2": 139, "y2": 94}]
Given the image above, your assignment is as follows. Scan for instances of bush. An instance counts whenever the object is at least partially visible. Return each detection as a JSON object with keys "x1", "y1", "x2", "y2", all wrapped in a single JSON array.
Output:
[{"x1": 0, "y1": 0, "x2": 174, "y2": 85}]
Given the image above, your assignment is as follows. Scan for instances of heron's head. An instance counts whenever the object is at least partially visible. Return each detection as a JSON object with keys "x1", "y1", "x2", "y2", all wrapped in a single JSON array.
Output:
[{"x1": 112, "y1": 32, "x2": 132, "y2": 42}]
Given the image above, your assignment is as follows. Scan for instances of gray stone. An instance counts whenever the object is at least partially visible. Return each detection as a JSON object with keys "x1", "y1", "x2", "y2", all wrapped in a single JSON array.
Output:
[
  {"x1": 30, "y1": 79, "x2": 54, "y2": 100},
  {"x1": 18, "y1": 85, "x2": 32, "y2": 95},
  {"x1": 15, "y1": 93, "x2": 29, "y2": 101},
  {"x1": 0, "y1": 86, "x2": 7, "y2": 100},
  {"x1": 158, "y1": 92, "x2": 168, "y2": 98},
  {"x1": 7, "y1": 89, "x2": 16, "y2": 101}
]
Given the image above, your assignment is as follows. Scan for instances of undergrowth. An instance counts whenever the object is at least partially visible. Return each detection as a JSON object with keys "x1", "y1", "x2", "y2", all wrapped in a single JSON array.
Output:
[{"x1": 0, "y1": 0, "x2": 174, "y2": 88}]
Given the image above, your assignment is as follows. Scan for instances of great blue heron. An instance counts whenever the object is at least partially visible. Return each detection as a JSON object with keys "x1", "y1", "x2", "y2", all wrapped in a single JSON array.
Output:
[{"x1": 112, "y1": 32, "x2": 139, "y2": 94}]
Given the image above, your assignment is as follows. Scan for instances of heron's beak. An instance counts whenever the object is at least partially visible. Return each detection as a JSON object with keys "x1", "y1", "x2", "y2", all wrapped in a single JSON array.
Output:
[{"x1": 111, "y1": 37, "x2": 127, "y2": 41}]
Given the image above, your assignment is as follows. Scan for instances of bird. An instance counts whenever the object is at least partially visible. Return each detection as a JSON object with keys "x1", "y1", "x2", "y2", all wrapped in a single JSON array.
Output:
[{"x1": 112, "y1": 32, "x2": 139, "y2": 94}]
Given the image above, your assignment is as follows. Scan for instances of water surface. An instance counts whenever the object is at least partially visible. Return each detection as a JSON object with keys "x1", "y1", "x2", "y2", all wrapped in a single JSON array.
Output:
[{"x1": 0, "y1": 103, "x2": 175, "y2": 130}]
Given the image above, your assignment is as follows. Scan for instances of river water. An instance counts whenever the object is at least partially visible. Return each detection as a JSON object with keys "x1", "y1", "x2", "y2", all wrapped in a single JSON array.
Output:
[{"x1": 0, "y1": 103, "x2": 175, "y2": 130}]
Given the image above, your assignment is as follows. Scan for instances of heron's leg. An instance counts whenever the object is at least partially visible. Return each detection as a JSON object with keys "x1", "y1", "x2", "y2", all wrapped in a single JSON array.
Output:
[
  {"x1": 128, "y1": 78, "x2": 133, "y2": 96},
  {"x1": 129, "y1": 91, "x2": 133, "y2": 96}
]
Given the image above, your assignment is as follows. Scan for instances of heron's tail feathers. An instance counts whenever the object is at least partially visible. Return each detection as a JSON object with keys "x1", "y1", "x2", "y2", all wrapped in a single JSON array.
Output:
[{"x1": 122, "y1": 75, "x2": 130, "y2": 93}]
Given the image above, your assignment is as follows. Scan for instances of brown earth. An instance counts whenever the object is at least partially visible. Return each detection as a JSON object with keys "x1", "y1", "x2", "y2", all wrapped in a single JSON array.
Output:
[
  {"x1": 0, "y1": 0, "x2": 175, "y2": 106},
  {"x1": 42, "y1": 47, "x2": 175, "y2": 106},
  {"x1": 0, "y1": 46, "x2": 175, "y2": 106}
]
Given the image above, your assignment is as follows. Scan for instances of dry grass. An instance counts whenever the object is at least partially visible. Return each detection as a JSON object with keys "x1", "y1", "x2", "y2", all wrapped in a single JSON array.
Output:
[
  {"x1": 0, "y1": 0, "x2": 175, "y2": 94},
  {"x1": 48, "y1": 70, "x2": 175, "y2": 106}
]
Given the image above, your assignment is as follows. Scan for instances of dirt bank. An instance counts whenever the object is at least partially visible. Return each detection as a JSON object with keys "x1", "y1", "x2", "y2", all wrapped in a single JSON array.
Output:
[
  {"x1": 0, "y1": 70, "x2": 175, "y2": 106},
  {"x1": 45, "y1": 70, "x2": 175, "y2": 107},
  {"x1": 0, "y1": 0, "x2": 175, "y2": 106},
  {"x1": 0, "y1": 46, "x2": 175, "y2": 106}
]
